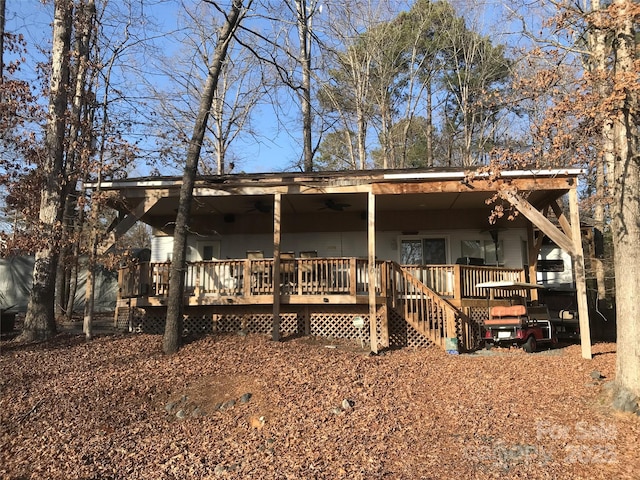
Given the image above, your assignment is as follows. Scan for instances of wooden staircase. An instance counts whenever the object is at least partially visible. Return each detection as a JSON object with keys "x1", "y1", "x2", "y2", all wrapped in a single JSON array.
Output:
[{"x1": 385, "y1": 262, "x2": 478, "y2": 351}]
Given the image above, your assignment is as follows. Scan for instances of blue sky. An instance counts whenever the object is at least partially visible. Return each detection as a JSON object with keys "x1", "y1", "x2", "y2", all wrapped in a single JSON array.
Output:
[
  {"x1": 5, "y1": 0, "x2": 519, "y2": 177},
  {"x1": 5, "y1": 0, "x2": 302, "y2": 176}
]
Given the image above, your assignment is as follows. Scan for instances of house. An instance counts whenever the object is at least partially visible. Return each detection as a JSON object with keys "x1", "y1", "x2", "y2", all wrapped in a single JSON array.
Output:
[{"x1": 96, "y1": 167, "x2": 592, "y2": 356}]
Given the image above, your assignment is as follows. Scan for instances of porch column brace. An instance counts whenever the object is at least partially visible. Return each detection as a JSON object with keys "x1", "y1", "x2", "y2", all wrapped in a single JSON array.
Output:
[
  {"x1": 526, "y1": 205, "x2": 548, "y2": 302},
  {"x1": 272, "y1": 193, "x2": 282, "y2": 342},
  {"x1": 569, "y1": 188, "x2": 592, "y2": 359},
  {"x1": 499, "y1": 190, "x2": 575, "y2": 255},
  {"x1": 550, "y1": 199, "x2": 573, "y2": 239},
  {"x1": 526, "y1": 222, "x2": 539, "y2": 302},
  {"x1": 368, "y1": 191, "x2": 378, "y2": 353},
  {"x1": 502, "y1": 187, "x2": 591, "y2": 359},
  {"x1": 98, "y1": 195, "x2": 161, "y2": 255}
]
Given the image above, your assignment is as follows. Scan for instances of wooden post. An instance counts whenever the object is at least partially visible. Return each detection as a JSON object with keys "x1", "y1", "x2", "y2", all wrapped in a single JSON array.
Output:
[
  {"x1": 349, "y1": 258, "x2": 357, "y2": 296},
  {"x1": 297, "y1": 259, "x2": 303, "y2": 296},
  {"x1": 453, "y1": 264, "x2": 462, "y2": 302},
  {"x1": 379, "y1": 263, "x2": 389, "y2": 348},
  {"x1": 113, "y1": 267, "x2": 124, "y2": 328},
  {"x1": 569, "y1": 188, "x2": 592, "y2": 359},
  {"x1": 272, "y1": 193, "x2": 282, "y2": 341},
  {"x1": 526, "y1": 222, "x2": 543, "y2": 302},
  {"x1": 304, "y1": 305, "x2": 310, "y2": 336},
  {"x1": 194, "y1": 264, "x2": 201, "y2": 296},
  {"x1": 378, "y1": 304, "x2": 390, "y2": 348},
  {"x1": 368, "y1": 192, "x2": 378, "y2": 353},
  {"x1": 243, "y1": 259, "x2": 251, "y2": 295}
]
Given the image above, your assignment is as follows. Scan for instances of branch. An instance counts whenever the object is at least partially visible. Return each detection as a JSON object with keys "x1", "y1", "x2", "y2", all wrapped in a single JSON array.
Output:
[{"x1": 18, "y1": 398, "x2": 45, "y2": 424}]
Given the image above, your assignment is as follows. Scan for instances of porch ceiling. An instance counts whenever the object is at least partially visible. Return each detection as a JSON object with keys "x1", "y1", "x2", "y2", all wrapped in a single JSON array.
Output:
[
  {"x1": 141, "y1": 189, "x2": 561, "y2": 219},
  {"x1": 100, "y1": 167, "x2": 577, "y2": 234}
]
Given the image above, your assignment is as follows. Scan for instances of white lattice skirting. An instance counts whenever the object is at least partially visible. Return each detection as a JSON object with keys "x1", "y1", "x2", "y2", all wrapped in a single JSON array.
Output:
[{"x1": 115, "y1": 305, "x2": 436, "y2": 348}]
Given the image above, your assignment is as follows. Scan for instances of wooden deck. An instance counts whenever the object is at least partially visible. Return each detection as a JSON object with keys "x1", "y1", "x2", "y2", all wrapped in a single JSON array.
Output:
[
  {"x1": 115, "y1": 258, "x2": 527, "y2": 351},
  {"x1": 118, "y1": 258, "x2": 525, "y2": 306}
]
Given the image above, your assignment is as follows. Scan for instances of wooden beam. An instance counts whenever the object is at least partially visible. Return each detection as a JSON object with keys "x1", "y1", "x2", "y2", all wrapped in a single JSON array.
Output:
[
  {"x1": 569, "y1": 188, "x2": 592, "y2": 359},
  {"x1": 499, "y1": 190, "x2": 575, "y2": 255},
  {"x1": 372, "y1": 177, "x2": 574, "y2": 195},
  {"x1": 98, "y1": 196, "x2": 159, "y2": 255},
  {"x1": 550, "y1": 199, "x2": 573, "y2": 240},
  {"x1": 527, "y1": 205, "x2": 549, "y2": 301},
  {"x1": 272, "y1": 193, "x2": 282, "y2": 342},
  {"x1": 368, "y1": 192, "x2": 378, "y2": 353}
]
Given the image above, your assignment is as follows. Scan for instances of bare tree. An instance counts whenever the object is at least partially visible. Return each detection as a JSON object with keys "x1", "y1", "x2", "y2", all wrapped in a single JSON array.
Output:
[
  {"x1": 293, "y1": 0, "x2": 316, "y2": 172},
  {"x1": 439, "y1": 17, "x2": 512, "y2": 166},
  {"x1": 54, "y1": 0, "x2": 97, "y2": 325},
  {"x1": 150, "y1": 3, "x2": 264, "y2": 176},
  {"x1": 586, "y1": 0, "x2": 615, "y2": 307},
  {"x1": 163, "y1": 0, "x2": 250, "y2": 354},
  {"x1": 208, "y1": 50, "x2": 263, "y2": 174},
  {"x1": 504, "y1": 0, "x2": 639, "y2": 398}
]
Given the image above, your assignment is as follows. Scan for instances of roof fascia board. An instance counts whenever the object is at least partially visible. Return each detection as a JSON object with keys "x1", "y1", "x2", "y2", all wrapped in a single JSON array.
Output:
[
  {"x1": 88, "y1": 168, "x2": 583, "y2": 190},
  {"x1": 383, "y1": 169, "x2": 583, "y2": 181}
]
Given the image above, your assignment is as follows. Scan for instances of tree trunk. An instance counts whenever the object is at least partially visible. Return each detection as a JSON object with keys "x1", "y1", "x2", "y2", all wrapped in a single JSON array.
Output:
[
  {"x1": 589, "y1": 0, "x2": 613, "y2": 306},
  {"x1": 0, "y1": 0, "x2": 5, "y2": 84},
  {"x1": 163, "y1": 0, "x2": 247, "y2": 354},
  {"x1": 357, "y1": 109, "x2": 367, "y2": 170},
  {"x1": 18, "y1": 0, "x2": 72, "y2": 342},
  {"x1": 65, "y1": 253, "x2": 79, "y2": 323},
  {"x1": 426, "y1": 81, "x2": 433, "y2": 167},
  {"x1": 379, "y1": 99, "x2": 393, "y2": 169},
  {"x1": 611, "y1": 0, "x2": 639, "y2": 397},
  {"x1": 54, "y1": 251, "x2": 69, "y2": 319},
  {"x1": 295, "y1": 0, "x2": 313, "y2": 172},
  {"x1": 213, "y1": 91, "x2": 225, "y2": 175}
]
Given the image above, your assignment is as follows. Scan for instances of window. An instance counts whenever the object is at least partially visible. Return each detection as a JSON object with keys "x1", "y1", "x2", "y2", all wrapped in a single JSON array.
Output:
[
  {"x1": 203, "y1": 245, "x2": 215, "y2": 261},
  {"x1": 538, "y1": 259, "x2": 564, "y2": 272},
  {"x1": 483, "y1": 240, "x2": 504, "y2": 265},
  {"x1": 401, "y1": 238, "x2": 447, "y2": 264},
  {"x1": 197, "y1": 241, "x2": 220, "y2": 261},
  {"x1": 461, "y1": 240, "x2": 504, "y2": 265},
  {"x1": 461, "y1": 240, "x2": 483, "y2": 259}
]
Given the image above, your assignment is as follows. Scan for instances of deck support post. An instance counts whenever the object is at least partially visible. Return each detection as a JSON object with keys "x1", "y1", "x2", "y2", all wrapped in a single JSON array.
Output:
[
  {"x1": 272, "y1": 193, "x2": 282, "y2": 341},
  {"x1": 569, "y1": 188, "x2": 592, "y2": 359},
  {"x1": 368, "y1": 192, "x2": 378, "y2": 353},
  {"x1": 378, "y1": 304, "x2": 389, "y2": 348},
  {"x1": 303, "y1": 306, "x2": 310, "y2": 336}
]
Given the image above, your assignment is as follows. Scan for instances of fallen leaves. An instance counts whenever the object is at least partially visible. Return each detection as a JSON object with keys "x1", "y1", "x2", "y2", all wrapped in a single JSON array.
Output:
[{"x1": 0, "y1": 333, "x2": 637, "y2": 479}]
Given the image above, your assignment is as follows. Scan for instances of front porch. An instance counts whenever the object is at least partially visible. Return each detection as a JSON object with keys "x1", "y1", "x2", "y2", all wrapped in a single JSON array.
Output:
[{"x1": 116, "y1": 257, "x2": 527, "y2": 351}]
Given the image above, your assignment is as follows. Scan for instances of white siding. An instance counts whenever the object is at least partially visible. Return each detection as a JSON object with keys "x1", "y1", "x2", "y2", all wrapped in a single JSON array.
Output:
[
  {"x1": 151, "y1": 236, "x2": 174, "y2": 262},
  {"x1": 150, "y1": 228, "x2": 528, "y2": 267}
]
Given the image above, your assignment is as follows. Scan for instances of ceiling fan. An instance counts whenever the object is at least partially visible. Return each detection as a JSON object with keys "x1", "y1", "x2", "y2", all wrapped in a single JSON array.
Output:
[
  {"x1": 247, "y1": 200, "x2": 272, "y2": 213},
  {"x1": 320, "y1": 198, "x2": 351, "y2": 211}
]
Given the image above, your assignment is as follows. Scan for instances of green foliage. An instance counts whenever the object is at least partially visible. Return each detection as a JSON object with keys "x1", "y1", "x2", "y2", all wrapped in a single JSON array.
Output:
[
  {"x1": 315, "y1": 130, "x2": 358, "y2": 171},
  {"x1": 319, "y1": 0, "x2": 513, "y2": 170}
]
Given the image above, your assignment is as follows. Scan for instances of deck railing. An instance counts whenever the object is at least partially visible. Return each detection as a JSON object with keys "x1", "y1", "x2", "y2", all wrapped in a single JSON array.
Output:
[
  {"x1": 117, "y1": 258, "x2": 524, "y2": 301},
  {"x1": 118, "y1": 258, "x2": 375, "y2": 298},
  {"x1": 399, "y1": 264, "x2": 525, "y2": 299}
]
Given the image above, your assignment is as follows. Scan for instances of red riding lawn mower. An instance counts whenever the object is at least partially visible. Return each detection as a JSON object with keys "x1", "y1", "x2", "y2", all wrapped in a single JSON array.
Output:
[{"x1": 477, "y1": 281, "x2": 558, "y2": 353}]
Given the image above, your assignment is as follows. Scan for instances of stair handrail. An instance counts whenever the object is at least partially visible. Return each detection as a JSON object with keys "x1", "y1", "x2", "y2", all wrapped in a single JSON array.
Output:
[{"x1": 386, "y1": 261, "x2": 478, "y2": 350}]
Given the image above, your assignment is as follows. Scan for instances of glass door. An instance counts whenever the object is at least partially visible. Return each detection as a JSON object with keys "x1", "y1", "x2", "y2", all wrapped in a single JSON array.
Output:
[{"x1": 400, "y1": 238, "x2": 447, "y2": 264}]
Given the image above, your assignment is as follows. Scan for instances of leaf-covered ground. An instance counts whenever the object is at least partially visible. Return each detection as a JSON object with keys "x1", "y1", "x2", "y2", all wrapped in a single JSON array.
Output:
[{"x1": 1, "y1": 330, "x2": 638, "y2": 480}]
